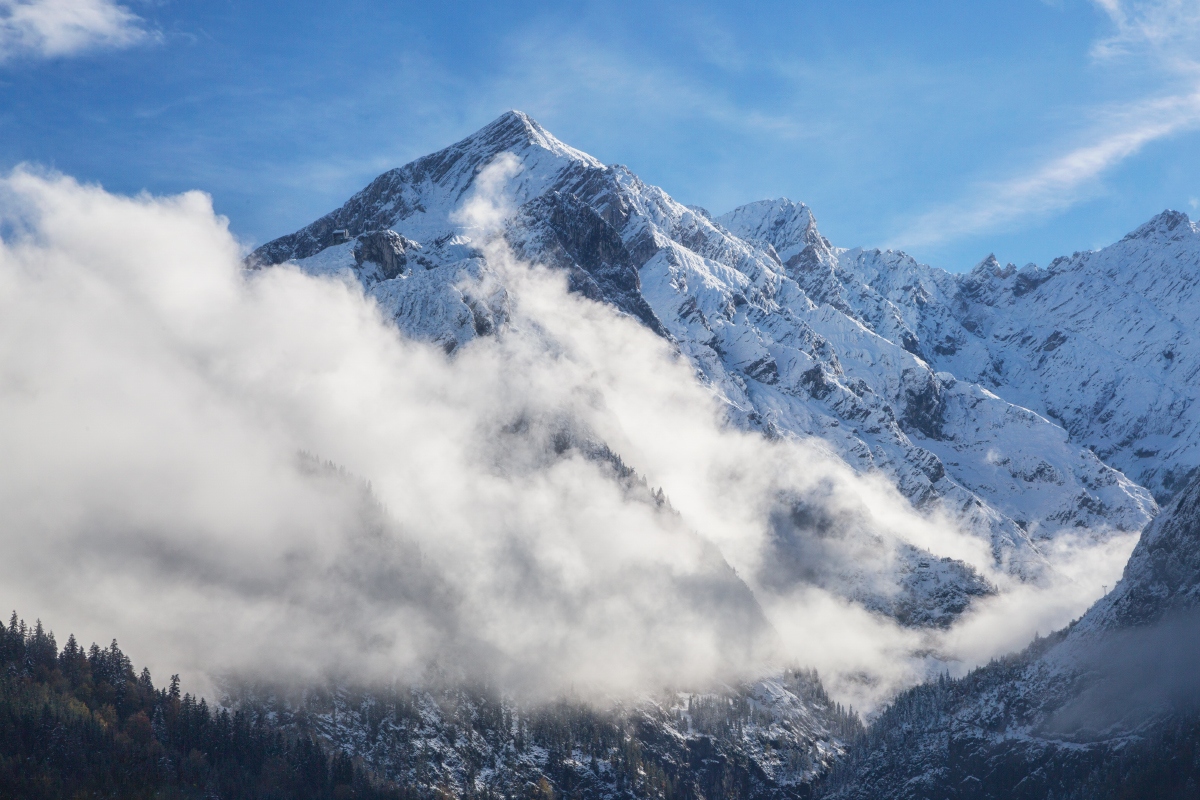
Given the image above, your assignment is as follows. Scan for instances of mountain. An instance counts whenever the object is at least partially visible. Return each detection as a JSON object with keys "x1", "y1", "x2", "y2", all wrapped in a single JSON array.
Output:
[
  {"x1": 816, "y1": 471, "x2": 1200, "y2": 799},
  {"x1": 749, "y1": 207, "x2": 1200, "y2": 505},
  {"x1": 13, "y1": 110, "x2": 1197, "y2": 799},
  {"x1": 251, "y1": 112, "x2": 1159, "y2": 606}
]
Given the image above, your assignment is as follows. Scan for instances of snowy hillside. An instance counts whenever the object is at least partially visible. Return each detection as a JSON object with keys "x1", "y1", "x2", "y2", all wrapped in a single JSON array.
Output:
[{"x1": 724, "y1": 197, "x2": 1200, "y2": 505}]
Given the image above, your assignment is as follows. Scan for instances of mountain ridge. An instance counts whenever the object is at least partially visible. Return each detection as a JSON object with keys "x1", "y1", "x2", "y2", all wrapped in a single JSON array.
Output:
[
  {"x1": 251, "y1": 111, "x2": 1160, "y2": 572},
  {"x1": 232, "y1": 109, "x2": 1200, "y2": 797}
]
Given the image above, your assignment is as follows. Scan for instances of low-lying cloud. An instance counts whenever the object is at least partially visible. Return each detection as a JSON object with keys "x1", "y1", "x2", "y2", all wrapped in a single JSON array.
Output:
[{"x1": 0, "y1": 163, "x2": 1135, "y2": 711}]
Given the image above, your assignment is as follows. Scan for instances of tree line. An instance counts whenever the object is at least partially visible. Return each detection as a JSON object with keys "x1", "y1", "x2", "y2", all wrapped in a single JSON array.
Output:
[{"x1": 0, "y1": 612, "x2": 409, "y2": 799}]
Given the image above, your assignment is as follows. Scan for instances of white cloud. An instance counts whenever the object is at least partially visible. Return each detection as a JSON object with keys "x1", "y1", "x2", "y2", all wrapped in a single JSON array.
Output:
[
  {"x1": 0, "y1": 0, "x2": 149, "y2": 62},
  {"x1": 894, "y1": 0, "x2": 1200, "y2": 251},
  {"x1": 898, "y1": 89, "x2": 1200, "y2": 249},
  {"x1": 1091, "y1": 0, "x2": 1200, "y2": 67},
  {"x1": 0, "y1": 163, "x2": 1131, "y2": 711}
]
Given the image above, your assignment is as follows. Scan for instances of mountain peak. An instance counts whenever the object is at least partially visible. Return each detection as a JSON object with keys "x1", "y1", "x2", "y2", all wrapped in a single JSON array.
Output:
[
  {"x1": 467, "y1": 110, "x2": 548, "y2": 151},
  {"x1": 1122, "y1": 209, "x2": 1197, "y2": 243},
  {"x1": 496, "y1": 108, "x2": 538, "y2": 130},
  {"x1": 969, "y1": 253, "x2": 1015, "y2": 278},
  {"x1": 248, "y1": 111, "x2": 608, "y2": 265},
  {"x1": 716, "y1": 198, "x2": 822, "y2": 263},
  {"x1": 454, "y1": 110, "x2": 604, "y2": 171}
]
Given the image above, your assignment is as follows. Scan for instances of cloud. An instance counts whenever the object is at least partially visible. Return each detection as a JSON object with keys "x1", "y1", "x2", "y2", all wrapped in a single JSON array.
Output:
[
  {"x1": 893, "y1": 0, "x2": 1200, "y2": 251},
  {"x1": 0, "y1": 162, "x2": 1133, "y2": 712},
  {"x1": 0, "y1": 0, "x2": 149, "y2": 62},
  {"x1": 938, "y1": 531, "x2": 1139, "y2": 667},
  {"x1": 1091, "y1": 0, "x2": 1200, "y2": 67},
  {"x1": 897, "y1": 90, "x2": 1200, "y2": 249}
]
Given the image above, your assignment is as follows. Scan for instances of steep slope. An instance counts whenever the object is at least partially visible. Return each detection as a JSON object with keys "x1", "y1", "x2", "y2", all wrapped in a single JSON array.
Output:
[
  {"x1": 250, "y1": 112, "x2": 1154, "y2": 604},
  {"x1": 817, "y1": 472, "x2": 1200, "y2": 800},
  {"x1": 1076, "y1": 462, "x2": 1200, "y2": 631},
  {"x1": 949, "y1": 214, "x2": 1200, "y2": 505}
]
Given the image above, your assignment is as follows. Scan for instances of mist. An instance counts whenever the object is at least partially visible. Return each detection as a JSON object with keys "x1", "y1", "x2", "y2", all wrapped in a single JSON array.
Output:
[
  {"x1": 1043, "y1": 610, "x2": 1200, "y2": 734},
  {"x1": 0, "y1": 162, "x2": 1136, "y2": 711}
]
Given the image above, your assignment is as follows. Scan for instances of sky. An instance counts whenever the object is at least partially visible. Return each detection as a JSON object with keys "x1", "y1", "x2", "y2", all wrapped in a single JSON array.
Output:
[
  {"x1": 0, "y1": 0, "x2": 1177, "y2": 706},
  {"x1": 1, "y1": 0, "x2": 1198, "y2": 270}
]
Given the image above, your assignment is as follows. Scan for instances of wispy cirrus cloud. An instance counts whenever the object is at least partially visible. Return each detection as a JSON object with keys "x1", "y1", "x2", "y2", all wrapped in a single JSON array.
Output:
[
  {"x1": 0, "y1": 0, "x2": 150, "y2": 63},
  {"x1": 1091, "y1": 0, "x2": 1200, "y2": 66},
  {"x1": 895, "y1": 0, "x2": 1200, "y2": 251}
]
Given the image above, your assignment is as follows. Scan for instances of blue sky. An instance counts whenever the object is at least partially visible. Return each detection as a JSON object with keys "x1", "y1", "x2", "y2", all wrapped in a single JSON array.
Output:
[{"x1": 2, "y1": 0, "x2": 1198, "y2": 271}]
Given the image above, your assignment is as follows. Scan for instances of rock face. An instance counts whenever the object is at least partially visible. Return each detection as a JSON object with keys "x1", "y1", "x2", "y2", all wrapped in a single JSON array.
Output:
[
  {"x1": 508, "y1": 191, "x2": 666, "y2": 334},
  {"x1": 817, "y1": 473, "x2": 1200, "y2": 800},
  {"x1": 352, "y1": 229, "x2": 416, "y2": 280},
  {"x1": 251, "y1": 112, "x2": 1161, "y2": 590}
]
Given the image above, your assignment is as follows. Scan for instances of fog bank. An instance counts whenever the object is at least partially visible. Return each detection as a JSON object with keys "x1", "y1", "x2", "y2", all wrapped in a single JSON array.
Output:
[{"x1": 0, "y1": 165, "x2": 1134, "y2": 710}]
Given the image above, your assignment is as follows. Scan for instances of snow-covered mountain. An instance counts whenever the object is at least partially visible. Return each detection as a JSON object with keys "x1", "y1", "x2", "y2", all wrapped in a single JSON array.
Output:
[
  {"x1": 241, "y1": 109, "x2": 1200, "y2": 796},
  {"x1": 740, "y1": 203, "x2": 1200, "y2": 506},
  {"x1": 251, "y1": 112, "x2": 1163, "y2": 595}
]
